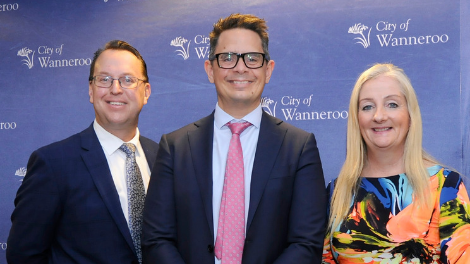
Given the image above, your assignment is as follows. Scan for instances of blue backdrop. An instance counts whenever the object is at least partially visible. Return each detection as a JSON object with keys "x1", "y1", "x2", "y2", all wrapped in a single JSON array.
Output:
[{"x1": 1, "y1": 0, "x2": 468, "y2": 261}]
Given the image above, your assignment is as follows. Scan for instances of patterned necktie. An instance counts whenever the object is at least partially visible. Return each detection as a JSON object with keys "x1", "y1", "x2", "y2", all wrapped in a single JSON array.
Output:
[
  {"x1": 214, "y1": 121, "x2": 252, "y2": 263},
  {"x1": 119, "y1": 143, "x2": 145, "y2": 264}
]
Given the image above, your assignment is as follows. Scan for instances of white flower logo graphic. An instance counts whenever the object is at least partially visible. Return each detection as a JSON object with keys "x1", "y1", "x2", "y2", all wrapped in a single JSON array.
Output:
[
  {"x1": 170, "y1": 36, "x2": 191, "y2": 60},
  {"x1": 261, "y1": 97, "x2": 277, "y2": 117},
  {"x1": 15, "y1": 167, "x2": 27, "y2": 181},
  {"x1": 17, "y1": 47, "x2": 35, "y2": 69},
  {"x1": 348, "y1": 23, "x2": 371, "y2": 48}
]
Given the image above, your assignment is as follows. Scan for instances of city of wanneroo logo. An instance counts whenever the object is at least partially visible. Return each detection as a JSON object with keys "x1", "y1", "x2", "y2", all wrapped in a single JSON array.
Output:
[
  {"x1": 17, "y1": 47, "x2": 35, "y2": 69},
  {"x1": 17, "y1": 44, "x2": 91, "y2": 69},
  {"x1": 170, "y1": 34, "x2": 210, "y2": 60},
  {"x1": 261, "y1": 97, "x2": 277, "y2": 117},
  {"x1": 348, "y1": 19, "x2": 449, "y2": 48},
  {"x1": 170, "y1": 37, "x2": 191, "y2": 60},
  {"x1": 15, "y1": 167, "x2": 27, "y2": 182},
  {"x1": 261, "y1": 96, "x2": 347, "y2": 121},
  {"x1": 348, "y1": 23, "x2": 371, "y2": 48}
]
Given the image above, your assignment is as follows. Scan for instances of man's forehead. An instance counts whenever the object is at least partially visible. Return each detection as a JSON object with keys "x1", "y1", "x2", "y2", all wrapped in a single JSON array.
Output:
[
  {"x1": 215, "y1": 28, "x2": 263, "y2": 52},
  {"x1": 94, "y1": 50, "x2": 142, "y2": 71},
  {"x1": 96, "y1": 49, "x2": 137, "y2": 62}
]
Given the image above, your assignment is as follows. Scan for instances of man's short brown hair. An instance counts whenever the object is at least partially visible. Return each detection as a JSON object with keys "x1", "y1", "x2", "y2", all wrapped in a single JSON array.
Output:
[
  {"x1": 209, "y1": 13, "x2": 270, "y2": 61},
  {"x1": 89, "y1": 40, "x2": 149, "y2": 83}
]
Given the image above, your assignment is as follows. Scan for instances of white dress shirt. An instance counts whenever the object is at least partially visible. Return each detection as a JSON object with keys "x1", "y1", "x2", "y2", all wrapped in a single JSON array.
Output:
[
  {"x1": 212, "y1": 103, "x2": 262, "y2": 263},
  {"x1": 93, "y1": 120, "x2": 151, "y2": 225}
]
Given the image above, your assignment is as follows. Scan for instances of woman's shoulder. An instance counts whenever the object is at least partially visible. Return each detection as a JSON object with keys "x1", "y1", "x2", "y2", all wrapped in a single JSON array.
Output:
[
  {"x1": 428, "y1": 164, "x2": 462, "y2": 180},
  {"x1": 438, "y1": 167, "x2": 464, "y2": 188},
  {"x1": 429, "y1": 165, "x2": 466, "y2": 201}
]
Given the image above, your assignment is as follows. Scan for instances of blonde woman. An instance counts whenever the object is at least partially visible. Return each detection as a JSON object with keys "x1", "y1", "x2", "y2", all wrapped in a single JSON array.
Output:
[{"x1": 322, "y1": 63, "x2": 470, "y2": 263}]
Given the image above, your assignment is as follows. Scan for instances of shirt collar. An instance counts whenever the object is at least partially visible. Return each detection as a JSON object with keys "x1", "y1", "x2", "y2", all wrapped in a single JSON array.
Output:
[
  {"x1": 93, "y1": 119, "x2": 141, "y2": 156},
  {"x1": 214, "y1": 103, "x2": 262, "y2": 129}
]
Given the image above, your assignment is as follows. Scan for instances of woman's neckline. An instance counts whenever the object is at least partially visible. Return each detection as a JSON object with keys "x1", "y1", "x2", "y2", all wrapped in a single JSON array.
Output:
[{"x1": 361, "y1": 164, "x2": 441, "y2": 179}]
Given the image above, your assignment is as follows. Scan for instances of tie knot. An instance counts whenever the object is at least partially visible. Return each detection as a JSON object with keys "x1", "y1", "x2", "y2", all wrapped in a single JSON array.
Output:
[
  {"x1": 227, "y1": 121, "x2": 252, "y2": 135},
  {"x1": 119, "y1": 143, "x2": 136, "y2": 157}
]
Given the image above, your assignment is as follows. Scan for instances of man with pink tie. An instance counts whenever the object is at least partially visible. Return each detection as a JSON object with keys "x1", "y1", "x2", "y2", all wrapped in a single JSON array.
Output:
[{"x1": 142, "y1": 13, "x2": 326, "y2": 264}]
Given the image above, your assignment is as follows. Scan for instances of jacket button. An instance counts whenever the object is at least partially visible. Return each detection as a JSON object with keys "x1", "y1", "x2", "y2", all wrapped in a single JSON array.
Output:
[{"x1": 207, "y1": 244, "x2": 214, "y2": 253}]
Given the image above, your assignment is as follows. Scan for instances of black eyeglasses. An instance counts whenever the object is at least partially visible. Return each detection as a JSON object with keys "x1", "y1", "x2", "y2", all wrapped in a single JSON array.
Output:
[
  {"x1": 90, "y1": 75, "x2": 146, "y2": 89},
  {"x1": 209, "y1": 52, "x2": 268, "y2": 69}
]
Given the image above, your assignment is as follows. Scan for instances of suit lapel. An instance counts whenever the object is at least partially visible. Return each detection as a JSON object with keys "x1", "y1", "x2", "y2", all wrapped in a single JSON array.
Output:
[
  {"x1": 188, "y1": 113, "x2": 215, "y2": 238},
  {"x1": 247, "y1": 112, "x2": 286, "y2": 231},
  {"x1": 79, "y1": 125, "x2": 136, "y2": 254},
  {"x1": 185, "y1": 112, "x2": 286, "y2": 236}
]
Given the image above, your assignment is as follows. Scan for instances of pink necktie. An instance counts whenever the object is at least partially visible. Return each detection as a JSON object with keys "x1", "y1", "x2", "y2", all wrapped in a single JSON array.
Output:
[{"x1": 215, "y1": 121, "x2": 252, "y2": 263}]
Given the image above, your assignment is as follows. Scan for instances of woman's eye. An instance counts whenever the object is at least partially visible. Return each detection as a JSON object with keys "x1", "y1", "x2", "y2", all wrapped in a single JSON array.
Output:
[
  {"x1": 362, "y1": 105, "x2": 372, "y2": 111},
  {"x1": 388, "y1": 102, "x2": 398, "y2": 108}
]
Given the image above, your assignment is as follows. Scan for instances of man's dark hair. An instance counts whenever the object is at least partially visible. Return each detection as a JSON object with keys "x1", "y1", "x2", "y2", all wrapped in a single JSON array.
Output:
[
  {"x1": 89, "y1": 40, "x2": 149, "y2": 83},
  {"x1": 209, "y1": 13, "x2": 270, "y2": 61}
]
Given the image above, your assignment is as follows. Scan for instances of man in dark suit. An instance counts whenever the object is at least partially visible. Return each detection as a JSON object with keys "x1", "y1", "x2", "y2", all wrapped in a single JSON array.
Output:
[
  {"x1": 7, "y1": 40, "x2": 158, "y2": 264},
  {"x1": 142, "y1": 14, "x2": 326, "y2": 264}
]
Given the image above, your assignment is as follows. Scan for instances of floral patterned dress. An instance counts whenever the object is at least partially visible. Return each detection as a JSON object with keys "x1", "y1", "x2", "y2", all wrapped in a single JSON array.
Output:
[{"x1": 323, "y1": 166, "x2": 470, "y2": 264}]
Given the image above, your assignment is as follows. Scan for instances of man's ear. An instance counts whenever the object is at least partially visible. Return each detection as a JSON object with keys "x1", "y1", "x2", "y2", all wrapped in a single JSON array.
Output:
[
  {"x1": 204, "y1": 60, "x2": 215, "y2": 83},
  {"x1": 265, "y1": 60, "x2": 275, "y2": 83},
  {"x1": 143, "y1": 83, "x2": 151, "y2": 105},
  {"x1": 89, "y1": 82, "x2": 94, "y2": 104}
]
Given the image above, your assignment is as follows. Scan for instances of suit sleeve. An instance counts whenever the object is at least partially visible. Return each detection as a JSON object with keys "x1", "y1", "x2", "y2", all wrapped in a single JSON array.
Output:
[
  {"x1": 273, "y1": 133, "x2": 327, "y2": 264},
  {"x1": 6, "y1": 150, "x2": 62, "y2": 264},
  {"x1": 142, "y1": 134, "x2": 186, "y2": 264}
]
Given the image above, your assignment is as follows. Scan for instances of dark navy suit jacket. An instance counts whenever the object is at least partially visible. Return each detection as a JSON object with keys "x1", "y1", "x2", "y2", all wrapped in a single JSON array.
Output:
[
  {"x1": 142, "y1": 111, "x2": 326, "y2": 264},
  {"x1": 7, "y1": 124, "x2": 158, "y2": 264}
]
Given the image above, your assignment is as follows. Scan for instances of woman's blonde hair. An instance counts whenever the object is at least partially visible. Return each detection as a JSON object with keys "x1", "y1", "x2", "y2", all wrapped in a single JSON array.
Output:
[{"x1": 328, "y1": 63, "x2": 438, "y2": 233}]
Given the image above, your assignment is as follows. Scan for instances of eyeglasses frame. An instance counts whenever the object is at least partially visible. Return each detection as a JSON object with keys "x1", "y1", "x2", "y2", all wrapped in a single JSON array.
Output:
[
  {"x1": 209, "y1": 52, "x2": 269, "y2": 69},
  {"x1": 89, "y1": 75, "x2": 147, "y2": 89}
]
